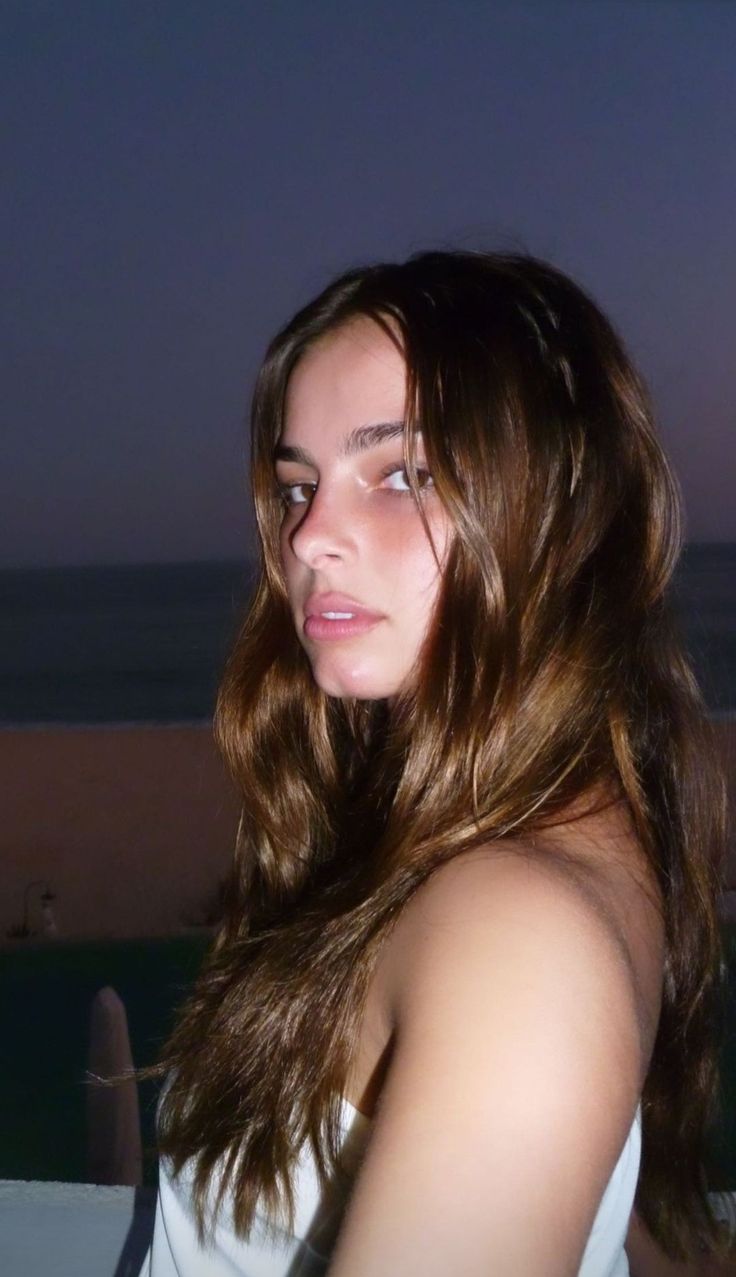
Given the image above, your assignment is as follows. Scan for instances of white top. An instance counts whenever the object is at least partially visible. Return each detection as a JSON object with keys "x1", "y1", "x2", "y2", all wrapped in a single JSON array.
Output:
[{"x1": 140, "y1": 1097, "x2": 641, "y2": 1276}]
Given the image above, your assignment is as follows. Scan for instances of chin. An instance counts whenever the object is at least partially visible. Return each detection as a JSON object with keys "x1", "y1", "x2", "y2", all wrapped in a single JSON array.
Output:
[{"x1": 308, "y1": 655, "x2": 403, "y2": 701}]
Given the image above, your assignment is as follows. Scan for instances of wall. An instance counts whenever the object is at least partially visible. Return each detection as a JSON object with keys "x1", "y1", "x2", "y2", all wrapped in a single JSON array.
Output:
[
  {"x1": 1, "y1": 719, "x2": 734, "y2": 944},
  {"x1": 0, "y1": 724, "x2": 238, "y2": 941},
  {"x1": 0, "y1": 1180, "x2": 155, "y2": 1277}
]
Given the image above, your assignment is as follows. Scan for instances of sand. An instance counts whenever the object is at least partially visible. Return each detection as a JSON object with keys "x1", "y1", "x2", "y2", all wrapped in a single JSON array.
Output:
[{"x1": 1, "y1": 718, "x2": 734, "y2": 943}]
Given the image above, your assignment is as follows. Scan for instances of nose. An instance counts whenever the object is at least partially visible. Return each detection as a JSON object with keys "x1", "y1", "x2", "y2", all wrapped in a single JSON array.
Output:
[{"x1": 286, "y1": 489, "x2": 356, "y2": 569}]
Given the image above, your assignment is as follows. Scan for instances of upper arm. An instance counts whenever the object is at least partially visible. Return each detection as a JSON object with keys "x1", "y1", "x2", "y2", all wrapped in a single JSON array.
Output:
[{"x1": 328, "y1": 853, "x2": 644, "y2": 1277}]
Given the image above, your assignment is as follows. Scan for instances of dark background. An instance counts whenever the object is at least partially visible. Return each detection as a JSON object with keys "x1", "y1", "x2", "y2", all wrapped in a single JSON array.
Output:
[{"x1": 4, "y1": 0, "x2": 735, "y2": 569}]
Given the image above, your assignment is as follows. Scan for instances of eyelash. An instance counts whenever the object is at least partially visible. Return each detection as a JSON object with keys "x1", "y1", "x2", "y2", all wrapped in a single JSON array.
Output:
[
  {"x1": 278, "y1": 481, "x2": 316, "y2": 508},
  {"x1": 378, "y1": 463, "x2": 434, "y2": 493},
  {"x1": 276, "y1": 465, "x2": 434, "y2": 508}
]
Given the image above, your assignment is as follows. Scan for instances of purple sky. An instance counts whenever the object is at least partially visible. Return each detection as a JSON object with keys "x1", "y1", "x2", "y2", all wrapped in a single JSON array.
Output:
[{"x1": 3, "y1": 0, "x2": 735, "y2": 567}]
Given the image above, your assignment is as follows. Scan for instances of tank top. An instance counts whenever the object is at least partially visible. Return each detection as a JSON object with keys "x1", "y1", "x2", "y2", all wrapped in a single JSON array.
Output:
[{"x1": 140, "y1": 1096, "x2": 641, "y2": 1276}]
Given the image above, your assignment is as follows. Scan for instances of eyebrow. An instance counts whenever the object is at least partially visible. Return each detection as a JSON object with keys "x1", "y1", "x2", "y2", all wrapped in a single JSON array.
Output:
[{"x1": 274, "y1": 420, "x2": 407, "y2": 467}]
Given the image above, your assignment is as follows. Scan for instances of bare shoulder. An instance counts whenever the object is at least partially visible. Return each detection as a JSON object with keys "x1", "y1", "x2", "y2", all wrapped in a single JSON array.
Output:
[
  {"x1": 381, "y1": 807, "x2": 664, "y2": 1086},
  {"x1": 331, "y1": 816, "x2": 662, "y2": 1274}
]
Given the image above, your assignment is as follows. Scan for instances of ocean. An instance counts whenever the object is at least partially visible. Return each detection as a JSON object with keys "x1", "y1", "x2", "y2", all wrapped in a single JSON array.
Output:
[{"x1": 0, "y1": 545, "x2": 733, "y2": 725}]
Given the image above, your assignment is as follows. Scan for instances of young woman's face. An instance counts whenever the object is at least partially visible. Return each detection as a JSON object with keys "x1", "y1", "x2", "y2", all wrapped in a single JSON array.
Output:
[{"x1": 276, "y1": 318, "x2": 451, "y2": 700}]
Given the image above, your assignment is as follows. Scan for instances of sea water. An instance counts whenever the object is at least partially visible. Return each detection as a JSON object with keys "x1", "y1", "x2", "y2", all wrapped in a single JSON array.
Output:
[{"x1": 0, "y1": 546, "x2": 733, "y2": 724}]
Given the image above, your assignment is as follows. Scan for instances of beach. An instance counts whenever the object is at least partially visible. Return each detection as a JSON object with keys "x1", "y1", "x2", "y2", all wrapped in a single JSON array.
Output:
[{"x1": 1, "y1": 718, "x2": 734, "y2": 944}]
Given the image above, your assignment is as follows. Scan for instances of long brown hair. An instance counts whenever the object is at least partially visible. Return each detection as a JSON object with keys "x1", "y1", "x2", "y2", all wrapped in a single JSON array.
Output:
[{"x1": 155, "y1": 251, "x2": 729, "y2": 1260}]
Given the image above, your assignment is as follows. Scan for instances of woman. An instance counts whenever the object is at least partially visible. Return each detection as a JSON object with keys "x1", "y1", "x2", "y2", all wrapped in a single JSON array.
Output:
[{"x1": 143, "y1": 251, "x2": 729, "y2": 1274}]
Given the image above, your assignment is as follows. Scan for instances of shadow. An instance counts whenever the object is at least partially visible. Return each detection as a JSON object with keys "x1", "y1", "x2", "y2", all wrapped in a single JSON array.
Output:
[{"x1": 113, "y1": 1185, "x2": 156, "y2": 1277}]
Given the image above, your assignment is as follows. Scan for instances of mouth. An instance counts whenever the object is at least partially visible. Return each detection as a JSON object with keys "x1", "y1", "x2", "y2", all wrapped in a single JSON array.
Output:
[{"x1": 303, "y1": 592, "x2": 385, "y2": 642}]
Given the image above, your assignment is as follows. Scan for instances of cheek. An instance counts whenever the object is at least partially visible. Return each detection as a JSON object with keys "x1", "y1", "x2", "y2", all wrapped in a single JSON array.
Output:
[
  {"x1": 278, "y1": 524, "x2": 289, "y2": 575},
  {"x1": 382, "y1": 512, "x2": 449, "y2": 613},
  {"x1": 279, "y1": 521, "x2": 299, "y2": 591}
]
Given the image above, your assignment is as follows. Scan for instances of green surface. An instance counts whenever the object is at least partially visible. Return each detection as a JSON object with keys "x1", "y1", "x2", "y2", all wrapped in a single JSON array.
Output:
[
  {"x1": 0, "y1": 933, "x2": 210, "y2": 1184},
  {"x1": 1, "y1": 926, "x2": 735, "y2": 1187}
]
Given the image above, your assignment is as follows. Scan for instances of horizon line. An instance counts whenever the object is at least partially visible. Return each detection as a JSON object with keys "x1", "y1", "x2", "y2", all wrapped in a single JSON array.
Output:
[{"x1": 1, "y1": 540, "x2": 734, "y2": 575}]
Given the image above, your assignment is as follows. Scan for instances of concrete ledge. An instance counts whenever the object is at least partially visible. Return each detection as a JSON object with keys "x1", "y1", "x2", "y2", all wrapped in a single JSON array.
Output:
[{"x1": 0, "y1": 1179, "x2": 156, "y2": 1277}]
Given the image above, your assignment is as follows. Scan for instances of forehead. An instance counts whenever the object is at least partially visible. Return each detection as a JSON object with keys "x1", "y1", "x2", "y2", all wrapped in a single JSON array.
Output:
[{"x1": 282, "y1": 318, "x2": 407, "y2": 438}]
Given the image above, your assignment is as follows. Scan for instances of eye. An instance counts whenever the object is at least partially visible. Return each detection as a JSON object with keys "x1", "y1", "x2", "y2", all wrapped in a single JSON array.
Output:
[
  {"x1": 381, "y1": 465, "x2": 434, "y2": 493},
  {"x1": 278, "y1": 480, "x2": 316, "y2": 507}
]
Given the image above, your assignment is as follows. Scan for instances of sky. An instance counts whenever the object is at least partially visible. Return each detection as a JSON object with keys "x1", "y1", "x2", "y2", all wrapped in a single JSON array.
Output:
[{"x1": 3, "y1": 0, "x2": 735, "y2": 568}]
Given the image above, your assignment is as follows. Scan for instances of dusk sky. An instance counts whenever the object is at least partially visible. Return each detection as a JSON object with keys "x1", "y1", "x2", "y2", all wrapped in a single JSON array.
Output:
[{"x1": 4, "y1": 0, "x2": 735, "y2": 568}]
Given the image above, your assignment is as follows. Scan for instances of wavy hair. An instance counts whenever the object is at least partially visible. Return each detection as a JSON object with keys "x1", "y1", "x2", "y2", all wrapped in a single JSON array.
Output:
[{"x1": 154, "y1": 251, "x2": 729, "y2": 1261}]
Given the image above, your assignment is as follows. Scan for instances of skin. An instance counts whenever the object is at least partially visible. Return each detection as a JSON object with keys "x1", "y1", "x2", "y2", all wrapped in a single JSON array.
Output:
[
  {"x1": 277, "y1": 317, "x2": 451, "y2": 700},
  {"x1": 326, "y1": 837, "x2": 665, "y2": 1277},
  {"x1": 276, "y1": 319, "x2": 667, "y2": 1274}
]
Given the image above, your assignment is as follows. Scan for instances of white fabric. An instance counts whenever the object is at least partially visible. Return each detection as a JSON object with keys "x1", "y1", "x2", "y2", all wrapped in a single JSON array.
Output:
[{"x1": 140, "y1": 1098, "x2": 641, "y2": 1276}]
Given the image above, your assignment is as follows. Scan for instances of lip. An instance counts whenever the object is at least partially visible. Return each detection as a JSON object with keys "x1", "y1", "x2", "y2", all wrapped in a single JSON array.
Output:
[
  {"x1": 303, "y1": 592, "x2": 385, "y2": 642},
  {"x1": 304, "y1": 592, "x2": 384, "y2": 619}
]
